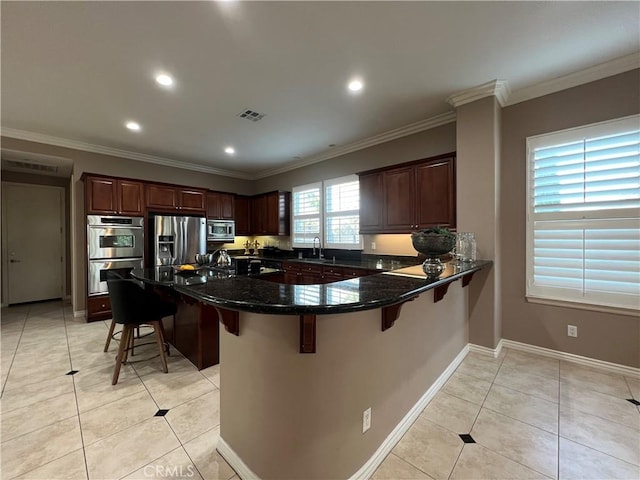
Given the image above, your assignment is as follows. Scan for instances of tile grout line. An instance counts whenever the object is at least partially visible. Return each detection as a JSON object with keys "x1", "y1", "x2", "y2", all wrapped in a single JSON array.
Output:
[
  {"x1": 446, "y1": 351, "x2": 505, "y2": 479},
  {"x1": 63, "y1": 300, "x2": 92, "y2": 480},
  {"x1": 0, "y1": 305, "x2": 29, "y2": 397}
]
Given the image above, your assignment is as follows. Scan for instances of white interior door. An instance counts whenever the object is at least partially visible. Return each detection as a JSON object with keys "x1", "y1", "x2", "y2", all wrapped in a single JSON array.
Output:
[{"x1": 3, "y1": 183, "x2": 63, "y2": 304}]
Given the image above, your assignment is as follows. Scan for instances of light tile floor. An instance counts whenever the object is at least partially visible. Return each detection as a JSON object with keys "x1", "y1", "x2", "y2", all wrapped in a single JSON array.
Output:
[{"x1": 1, "y1": 300, "x2": 639, "y2": 480}]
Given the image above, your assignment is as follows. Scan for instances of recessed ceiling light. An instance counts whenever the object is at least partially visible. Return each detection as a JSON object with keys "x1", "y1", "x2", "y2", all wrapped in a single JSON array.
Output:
[
  {"x1": 155, "y1": 73, "x2": 174, "y2": 87},
  {"x1": 348, "y1": 79, "x2": 364, "y2": 92},
  {"x1": 125, "y1": 121, "x2": 141, "y2": 131},
  {"x1": 224, "y1": 146, "x2": 235, "y2": 155}
]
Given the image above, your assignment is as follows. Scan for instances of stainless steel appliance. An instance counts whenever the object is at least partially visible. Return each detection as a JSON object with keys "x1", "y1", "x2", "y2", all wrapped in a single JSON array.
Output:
[
  {"x1": 87, "y1": 215, "x2": 144, "y2": 259},
  {"x1": 88, "y1": 257, "x2": 144, "y2": 295},
  {"x1": 152, "y1": 215, "x2": 206, "y2": 266},
  {"x1": 87, "y1": 215, "x2": 144, "y2": 295},
  {"x1": 206, "y1": 219, "x2": 235, "y2": 242}
]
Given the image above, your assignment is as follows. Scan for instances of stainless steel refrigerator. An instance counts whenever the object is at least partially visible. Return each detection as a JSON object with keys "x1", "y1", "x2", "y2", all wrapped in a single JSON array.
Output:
[{"x1": 151, "y1": 215, "x2": 206, "y2": 266}]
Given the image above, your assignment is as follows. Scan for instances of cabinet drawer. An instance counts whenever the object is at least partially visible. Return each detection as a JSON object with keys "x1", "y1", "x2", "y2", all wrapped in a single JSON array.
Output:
[
  {"x1": 343, "y1": 268, "x2": 370, "y2": 278},
  {"x1": 301, "y1": 263, "x2": 322, "y2": 274},
  {"x1": 87, "y1": 295, "x2": 111, "y2": 315},
  {"x1": 322, "y1": 266, "x2": 343, "y2": 276}
]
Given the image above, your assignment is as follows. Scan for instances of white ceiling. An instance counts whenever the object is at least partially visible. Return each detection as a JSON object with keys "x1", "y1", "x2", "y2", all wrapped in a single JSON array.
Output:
[{"x1": 1, "y1": 1, "x2": 638, "y2": 179}]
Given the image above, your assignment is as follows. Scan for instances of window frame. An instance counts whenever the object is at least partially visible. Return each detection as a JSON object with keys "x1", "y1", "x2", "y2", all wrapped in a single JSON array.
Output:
[
  {"x1": 525, "y1": 114, "x2": 640, "y2": 314},
  {"x1": 291, "y1": 175, "x2": 363, "y2": 250}
]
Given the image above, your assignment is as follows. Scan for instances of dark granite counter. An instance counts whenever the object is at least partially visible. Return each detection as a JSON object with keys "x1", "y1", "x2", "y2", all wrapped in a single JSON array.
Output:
[
  {"x1": 233, "y1": 254, "x2": 420, "y2": 272},
  {"x1": 132, "y1": 261, "x2": 491, "y2": 316}
]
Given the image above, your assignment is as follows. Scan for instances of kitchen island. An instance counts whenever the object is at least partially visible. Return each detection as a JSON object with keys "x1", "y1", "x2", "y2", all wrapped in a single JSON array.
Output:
[{"x1": 132, "y1": 260, "x2": 491, "y2": 479}]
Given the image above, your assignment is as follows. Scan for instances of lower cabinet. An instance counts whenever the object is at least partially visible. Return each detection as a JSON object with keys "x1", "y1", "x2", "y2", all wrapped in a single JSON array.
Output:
[
  {"x1": 169, "y1": 296, "x2": 220, "y2": 370},
  {"x1": 282, "y1": 261, "x2": 374, "y2": 284},
  {"x1": 87, "y1": 295, "x2": 111, "y2": 322}
]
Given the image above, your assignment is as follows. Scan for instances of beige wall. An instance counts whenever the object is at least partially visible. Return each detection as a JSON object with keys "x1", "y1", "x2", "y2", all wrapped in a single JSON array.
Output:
[
  {"x1": 500, "y1": 69, "x2": 640, "y2": 367},
  {"x1": 253, "y1": 123, "x2": 456, "y2": 193},
  {"x1": 456, "y1": 96, "x2": 502, "y2": 349},
  {"x1": 220, "y1": 283, "x2": 467, "y2": 479}
]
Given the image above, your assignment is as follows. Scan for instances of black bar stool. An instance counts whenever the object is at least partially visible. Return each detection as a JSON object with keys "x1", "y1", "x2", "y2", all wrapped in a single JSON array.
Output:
[{"x1": 107, "y1": 277, "x2": 177, "y2": 385}]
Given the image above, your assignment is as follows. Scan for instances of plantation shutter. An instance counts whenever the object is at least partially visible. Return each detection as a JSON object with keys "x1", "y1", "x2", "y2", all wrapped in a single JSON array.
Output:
[
  {"x1": 292, "y1": 183, "x2": 321, "y2": 247},
  {"x1": 527, "y1": 115, "x2": 640, "y2": 311},
  {"x1": 325, "y1": 175, "x2": 362, "y2": 248}
]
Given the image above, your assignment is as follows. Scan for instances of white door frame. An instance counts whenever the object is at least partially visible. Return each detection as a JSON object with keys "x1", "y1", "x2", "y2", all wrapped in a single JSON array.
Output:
[{"x1": 1, "y1": 181, "x2": 67, "y2": 306}]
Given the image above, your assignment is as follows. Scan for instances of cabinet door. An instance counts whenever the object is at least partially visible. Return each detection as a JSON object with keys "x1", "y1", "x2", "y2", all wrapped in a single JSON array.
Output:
[
  {"x1": 219, "y1": 193, "x2": 235, "y2": 219},
  {"x1": 86, "y1": 177, "x2": 117, "y2": 214},
  {"x1": 416, "y1": 158, "x2": 456, "y2": 229},
  {"x1": 146, "y1": 184, "x2": 177, "y2": 209},
  {"x1": 264, "y1": 192, "x2": 279, "y2": 235},
  {"x1": 206, "y1": 192, "x2": 234, "y2": 219},
  {"x1": 359, "y1": 173, "x2": 383, "y2": 233},
  {"x1": 251, "y1": 196, "x2": 266, "y2": 234},
  {"x1": 178, "y1": 189, "x2": 206, "y2": 211},
  {"x1": 384, "y1": 166, "x2": 416, "y2": 231},
  {"x1": 234, "y1": 195, "x2": 251, "y2": 235},
  {"x1": 117, "y1": 180, "x2": 144, "y2": 215}
]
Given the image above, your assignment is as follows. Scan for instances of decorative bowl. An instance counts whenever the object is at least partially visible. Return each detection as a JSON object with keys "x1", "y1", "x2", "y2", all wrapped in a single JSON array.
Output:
[{"x1": 411, "y1": 230, "x2": 456, "y2": 257}]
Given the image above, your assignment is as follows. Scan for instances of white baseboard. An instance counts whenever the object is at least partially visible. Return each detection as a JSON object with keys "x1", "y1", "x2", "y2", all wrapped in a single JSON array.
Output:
[
  {"x1": 217, "y1": 436, "x2": 260, "y2": 480},
  {"x1": 349, "y1": 343, "x2": 470, "y2": 480},
  {"x1": 501, "y1": 339, "x2": 639, "y2": 377},
  {"x1": 73, "y1": 309, "x2": 86, "y2": 319},
  {"x1": 468, "y1": 338, "x2": 504, "y2": 359}
]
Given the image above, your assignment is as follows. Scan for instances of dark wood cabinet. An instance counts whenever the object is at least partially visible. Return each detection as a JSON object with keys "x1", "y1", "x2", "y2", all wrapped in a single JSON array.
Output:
[
  {"x1": 282, "y1": 261, "x2": 373, "y2": 285},
  {"x1": 234, "y1": 195, "x2": 251, "y2": 235},
  {"x1": 146, "y1": 184, "x2": 206, "y2": 213},
  {"x1": 250, "y1": 191, "x2": 291, "y2": 236},
  {"x1": 87, "y1": 294, "x2": 111, "y2": 321},
  {"x1": 384, "y1": 166, "x2": 417, "y2": 232},
  {"x1": 358, "y1": 153, "x2": 456, "y2": 233},
  {"x1": 85, "y1": 176, "x2": 143, "y2": 215},
  {"x1": 206, "y1": 192, "x2": 235, "y2": 220},
  {"x1": 359, "y1": 173, "x2": 383, "y2": 233},
  {"x1": 415, "y1": 159, "x2": 455, "y2": 228}
]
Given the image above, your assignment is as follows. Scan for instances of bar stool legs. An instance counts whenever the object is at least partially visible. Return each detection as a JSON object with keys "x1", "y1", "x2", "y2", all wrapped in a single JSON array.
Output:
[
  {"x1": 111, "y1": 321, "x2": 168, "y2": 385},
  {"x1": 104, "y1": 319, "x2": 116, "y2": 352}
]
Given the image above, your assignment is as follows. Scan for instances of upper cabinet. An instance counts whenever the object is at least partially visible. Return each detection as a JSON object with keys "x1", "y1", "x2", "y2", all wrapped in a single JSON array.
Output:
[
  {"x1": 146, "y1": 184, "x2": 206, "y2": 213},
  {"x1": 206, "y1": 192, "x2": 235, "y2": 220},
  {"x1": 234, "y1": 195, "x2": 251, "y2": 235},
  {"x1": 85, "y1": 176, "x2": 144, "y2": 215},
  {"x1": 359, "y1": 172, "x2": 383, "y2": 233},
  {"x1": 358, "y1": 153, "x2": 456, "y2": 234},
  {"x1": 250, "y1": 191, "x2": 291, "y2": 236}
]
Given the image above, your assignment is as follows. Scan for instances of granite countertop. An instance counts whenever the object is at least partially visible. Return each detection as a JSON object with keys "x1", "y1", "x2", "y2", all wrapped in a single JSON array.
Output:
[
  {"x1": 132, "y1": 261, "x2": 492, "y2": 315},
  {"x1": 233, "y1": 254, "x2": 420, "y2": 272}
]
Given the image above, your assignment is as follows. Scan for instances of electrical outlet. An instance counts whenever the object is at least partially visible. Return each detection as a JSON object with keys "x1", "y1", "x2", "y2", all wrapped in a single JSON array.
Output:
[
  {"x1": 362, "y1": 407, "x2": 371, "y2": 433},
  {"x1": 371, "y1": 242, "x2": 376, "y2": 250},
  {"x1": 567, "y1": 325, "x2": 577, "y2": 337}
]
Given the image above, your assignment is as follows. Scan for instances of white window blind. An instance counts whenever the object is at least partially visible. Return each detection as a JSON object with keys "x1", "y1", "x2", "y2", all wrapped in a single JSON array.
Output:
[
  {"x1": 291, "y1": 175, "x2": 362, "y2": 249},
  {"x1": 325, "y1": 175, "x2": 361, "y2": 248},
  {"x1": 526, "y1": 115, "x2": 640, "y2": 311},
  {"x1": 292, "y1": 183, "x2": 321, "y2": 247}
]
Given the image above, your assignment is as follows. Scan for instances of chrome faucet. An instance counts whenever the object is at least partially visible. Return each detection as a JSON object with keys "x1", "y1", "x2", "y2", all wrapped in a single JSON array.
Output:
[{"x1": 312, "y1": 236, "x2": 324, "y2": 259}]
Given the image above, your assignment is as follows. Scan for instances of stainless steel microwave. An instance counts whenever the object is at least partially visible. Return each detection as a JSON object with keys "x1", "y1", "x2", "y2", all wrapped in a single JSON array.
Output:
[{"x1": 207, "y1": 219, "x2": 235, "y2": 242}]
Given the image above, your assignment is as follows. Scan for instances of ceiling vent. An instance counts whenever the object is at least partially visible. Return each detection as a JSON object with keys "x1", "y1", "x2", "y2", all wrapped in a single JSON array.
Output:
[
  {"x1": 3, "y1": 159, "x2": 59, "y2": 173},
  {"x1": 237, "y1": 109, "x2": 266, "y2": 122}
]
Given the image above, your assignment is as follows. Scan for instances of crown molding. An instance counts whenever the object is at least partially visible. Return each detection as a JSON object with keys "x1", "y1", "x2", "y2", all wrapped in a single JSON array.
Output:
[
  {"x1": 0, "y1": 127, "x2": 253, "y2": 180},
  {"x1": 446, "y1": 79, "x2": 511, "y2": 109},
  {"x1": 252, "y1": 111, "x2": 456, "y2": 179},
  {"x1": 506, "y1": 52, "x2": 640, "y2": 106}
]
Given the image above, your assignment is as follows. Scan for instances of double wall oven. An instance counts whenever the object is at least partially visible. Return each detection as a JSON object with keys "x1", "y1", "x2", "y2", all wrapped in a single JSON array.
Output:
[{"x1": 87, "y1": 215, "x2": 144, "y2": 296}]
